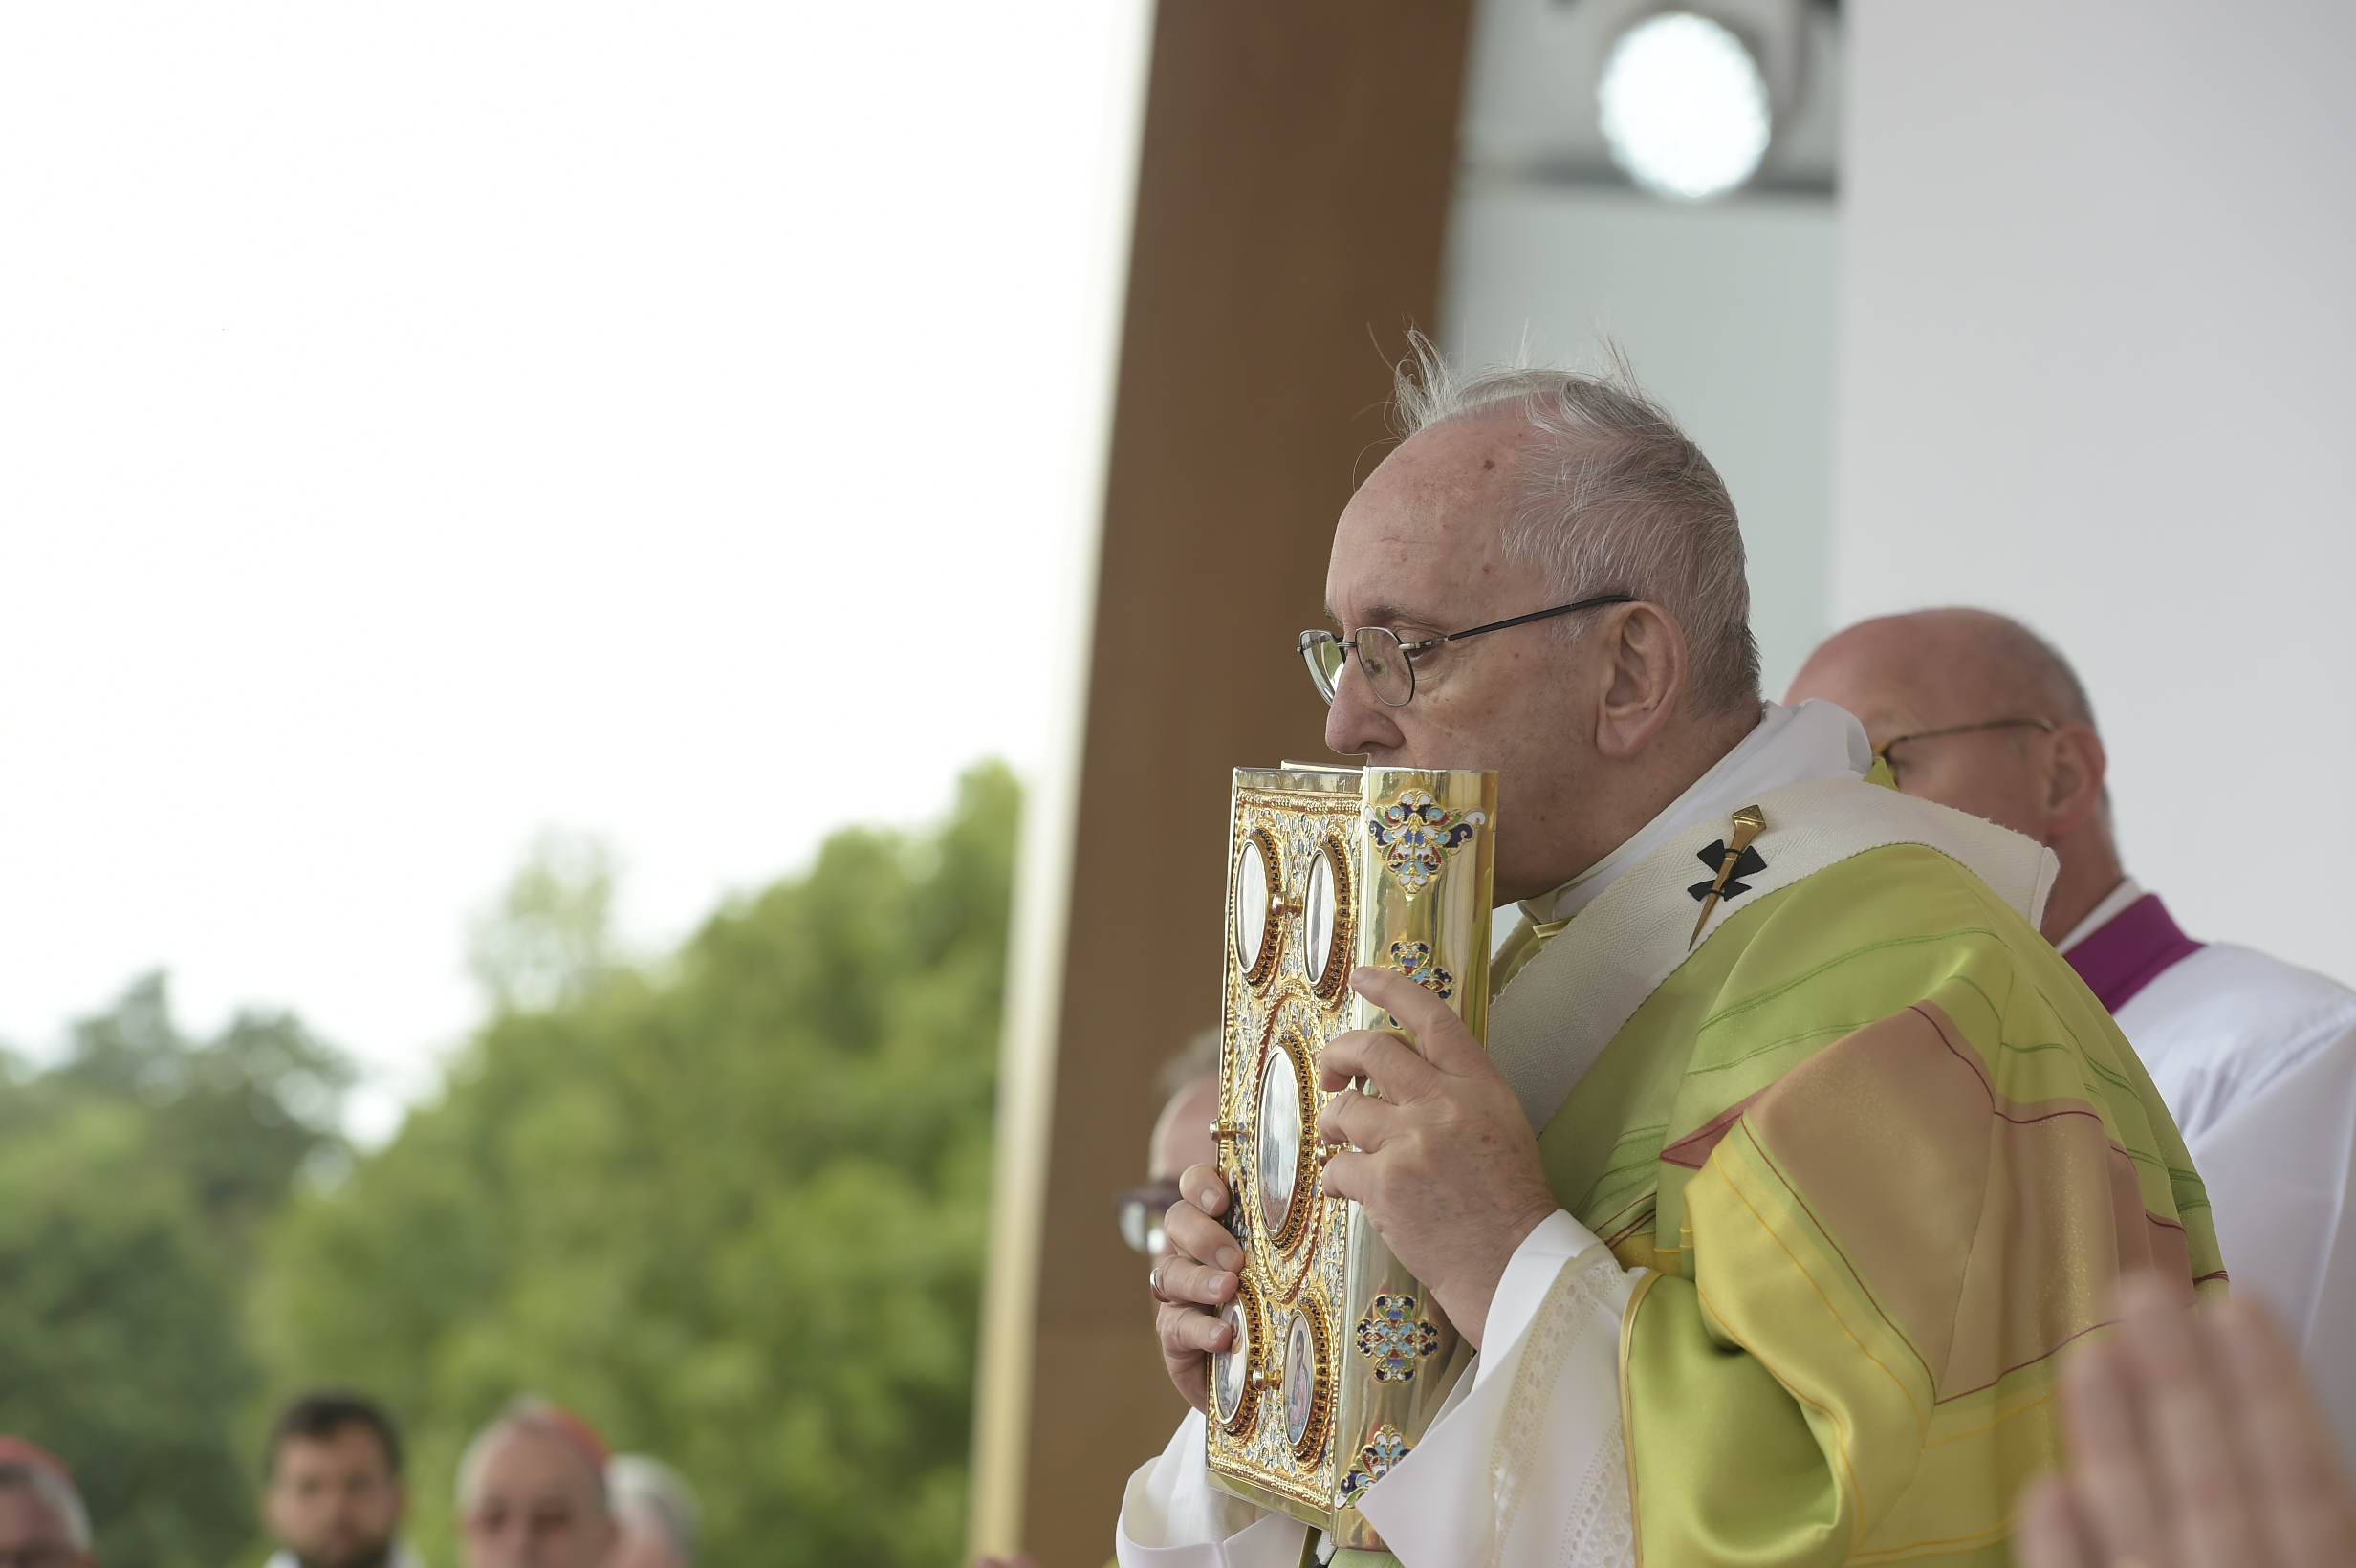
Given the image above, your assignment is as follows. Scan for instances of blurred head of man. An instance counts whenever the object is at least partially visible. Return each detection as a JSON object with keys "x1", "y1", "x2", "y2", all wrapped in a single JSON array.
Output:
[
  {"x1": 1784, "y1": 607, "x2": 2120, "y2": 941},
  {"x1": 262, "y1": 1394, "x2": 405, "y2": 1568},
  {"x1": 1119, "y1": 1032, "x2": 1223, "y2": 1259},
  {"x1": 1151, "y1": 1073, "x2": 1220, "y2": 1187},
  {"x1": 0, "y1": 1440, "x2": 96, "y2": 1568},
  {"x1": 458, "y1": 1403, "x2": 615, "y2": 1568},
  {"x1": 1320, "y1": 348, "x2": 1762, "y2": 901},
  {"x1": 601, "y1": 1456, "x2": 696, "y2": 1568}
]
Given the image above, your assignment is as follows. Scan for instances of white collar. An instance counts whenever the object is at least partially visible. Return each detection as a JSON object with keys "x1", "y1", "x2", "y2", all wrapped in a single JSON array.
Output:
[
  {"x1": 2056, "y1": 875, "x2": 2148, "y2": 954},
  {"x1": 1516, "y1": 699, "x2": 1875, "y2": 926}
]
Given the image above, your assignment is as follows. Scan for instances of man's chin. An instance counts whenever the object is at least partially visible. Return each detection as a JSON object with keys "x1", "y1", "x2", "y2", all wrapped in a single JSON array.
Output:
[{"x1": 297, "y1": 1540, "x2": 394, "y2": 1568}]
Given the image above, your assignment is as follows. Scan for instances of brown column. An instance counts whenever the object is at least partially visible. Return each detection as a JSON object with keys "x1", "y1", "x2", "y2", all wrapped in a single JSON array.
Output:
[{"x1": 970, "y1": 4, "x2": 1474, "y2": 1563}]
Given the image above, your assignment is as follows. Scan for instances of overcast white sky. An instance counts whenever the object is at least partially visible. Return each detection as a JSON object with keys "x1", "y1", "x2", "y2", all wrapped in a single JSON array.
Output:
[{"x1": 0, "y1": 4, "x2": 1142, "y2": 1140}]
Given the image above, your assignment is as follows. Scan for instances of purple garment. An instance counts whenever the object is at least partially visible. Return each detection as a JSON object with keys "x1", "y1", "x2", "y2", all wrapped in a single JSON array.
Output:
[{"x1": 2065, "y1": 892, "x2": 2205, "y2": 1013}]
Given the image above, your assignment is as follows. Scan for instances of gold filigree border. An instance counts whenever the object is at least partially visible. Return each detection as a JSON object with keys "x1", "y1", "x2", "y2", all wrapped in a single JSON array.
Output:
[
  {"x1": 1255, "y1": 1031, "x2": 1317, "y2": 1252},
  {"x1": 1234, "y1": 827, "x2": 1283, "y2": 991},
  {"x1": 1285, "y1": 1293, "x2": 1336, "y2": 1462},
  {"x1": 1216, "y1": 1274, "x2": 1264, "y2": 1437},
  {"x1": 1309, "y1": 835, "x2": 1355, "y2": 1005}
]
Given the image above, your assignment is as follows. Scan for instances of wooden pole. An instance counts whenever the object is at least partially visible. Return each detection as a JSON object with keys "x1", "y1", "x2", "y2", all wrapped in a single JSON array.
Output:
[{"x1": 970, "y1": 4, "x2": 1473, "y2": 1562}]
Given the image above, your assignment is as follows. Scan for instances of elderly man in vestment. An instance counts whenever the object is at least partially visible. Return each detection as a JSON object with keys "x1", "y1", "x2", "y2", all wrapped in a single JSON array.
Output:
[
  {"x1": 459, "y1": 1401, "x2": 619, "y2": 1568},
  {"x1": 1789, "y1": 609, "x2": 2356, "y2": 1452},
  {"x1": 1120, "y1": 355, "x2": 2220, "y2": 1568}
]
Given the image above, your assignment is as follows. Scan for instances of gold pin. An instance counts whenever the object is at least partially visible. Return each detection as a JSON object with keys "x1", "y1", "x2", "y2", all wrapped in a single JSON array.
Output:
[{"x1": 1690, "y1": 804, "x2": 1766, "y2": 949}]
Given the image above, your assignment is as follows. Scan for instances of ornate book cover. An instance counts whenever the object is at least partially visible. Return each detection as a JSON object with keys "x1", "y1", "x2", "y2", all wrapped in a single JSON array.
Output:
[{"x1": 1205, "y1": 762, "x2": 1497, "y2": 1548}]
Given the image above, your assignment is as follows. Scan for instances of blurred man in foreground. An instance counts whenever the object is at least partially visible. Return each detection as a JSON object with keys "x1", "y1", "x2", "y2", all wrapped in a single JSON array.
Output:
[
  {"x1": 263, "y1": 1393, "x2": 422, "y2": 1568},
  {"x1": 0, "y1": 1440, "x2": 95, "y2": 1568},
  {"x1": 458, "y1": 1402, "x2": 616, "y2": 1568},
  {"x1": 1789, "y1": 608, "x2": 2356, "y2": 1446},
  {"x1": 603, "y1": 1456, "x2": 696, "y2": 1568},
  {"x1": 2019, "y1": 1273, "x2": 2356, "y2": 1568}
]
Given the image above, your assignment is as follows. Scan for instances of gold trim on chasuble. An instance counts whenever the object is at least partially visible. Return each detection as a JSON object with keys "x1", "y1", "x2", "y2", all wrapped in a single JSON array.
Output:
[{"x1": 1206, "y1": 764, "x2": 1495, "y2": 1550}]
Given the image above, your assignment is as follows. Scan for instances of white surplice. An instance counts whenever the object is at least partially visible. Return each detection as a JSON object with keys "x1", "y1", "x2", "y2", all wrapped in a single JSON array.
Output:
[
  {"x1": 2059, "y1": 883, "x2": 2356, "y2": 1456},
  {"x1": 1116, "y1": 703, "x2": 1888, "y2": 1568}
]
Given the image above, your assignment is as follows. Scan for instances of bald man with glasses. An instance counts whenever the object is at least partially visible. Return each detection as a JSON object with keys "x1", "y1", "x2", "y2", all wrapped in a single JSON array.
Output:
[{"x1": 1789, "y1": 606, "x2": 2356, "y2": 1454}]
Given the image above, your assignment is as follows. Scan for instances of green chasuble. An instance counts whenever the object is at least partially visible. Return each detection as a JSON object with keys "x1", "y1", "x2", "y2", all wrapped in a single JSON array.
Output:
[
  {"x1": 1567, "y1": 839, "x2": 2217, "y2": 1564},
  {"x1": 1340, "y1": 783, "x2": 2219, "y2": 1568}
]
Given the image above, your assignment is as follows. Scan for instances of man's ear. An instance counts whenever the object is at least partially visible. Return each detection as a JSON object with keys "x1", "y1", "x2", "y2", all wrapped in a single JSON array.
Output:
[
  {"x1": 1593, "y1": 602, "x2": 1688, "y2": 759},
  {"x1": 2043, "y1": 723, "x2": 2108, "y2": 837}
]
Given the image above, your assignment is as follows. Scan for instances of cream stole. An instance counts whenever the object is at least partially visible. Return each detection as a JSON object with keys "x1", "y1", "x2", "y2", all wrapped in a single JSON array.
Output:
[{"x1": 1484, "y1": 777, "x2": 2059, "y2": 1135}]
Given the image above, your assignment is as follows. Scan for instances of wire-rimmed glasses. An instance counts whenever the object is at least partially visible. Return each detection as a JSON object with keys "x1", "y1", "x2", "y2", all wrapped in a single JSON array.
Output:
[
  {"x1": 1298, "y1": 593, "x2": 1639, "y2": 708},
  {"x1": 1874, "y1": 716, "x2": 2056, "y2": 785}
]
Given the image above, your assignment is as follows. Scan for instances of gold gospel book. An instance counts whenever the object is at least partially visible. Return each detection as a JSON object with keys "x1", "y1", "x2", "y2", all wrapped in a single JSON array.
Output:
[{"x1": 1205, "y1": 762, "x2": 1497, "y2": 1549}]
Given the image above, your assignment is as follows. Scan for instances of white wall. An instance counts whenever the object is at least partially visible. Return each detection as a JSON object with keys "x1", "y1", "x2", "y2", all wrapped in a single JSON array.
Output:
[
  {"x1": 1835, "y1": 0, "x2": 2356, "y2": 979},
  {"x1": 1444, "y1": 0, "x2": 1843, "y2": 693},
  {"x1": 1445, "y1": 186, "x2": 1838, "y2": 691}
]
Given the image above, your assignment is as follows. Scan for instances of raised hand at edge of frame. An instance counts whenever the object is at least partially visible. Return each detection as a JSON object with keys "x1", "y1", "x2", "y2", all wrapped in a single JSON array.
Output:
[{"x1": 2018, "y1": 1270, "x2": 2356, "y2": 1568}]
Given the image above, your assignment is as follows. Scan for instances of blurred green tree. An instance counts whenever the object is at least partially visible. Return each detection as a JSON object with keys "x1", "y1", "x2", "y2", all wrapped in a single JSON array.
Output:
[
  {"x1": 464, "y1": 829, "x2": 621, "y2": 1013},
  {"x1": 254, "y1": 762, "x2": 1017, "y2": 1568},
  {"x1": 0, "y1": 978, "x2": 352, "y2": 1568}
]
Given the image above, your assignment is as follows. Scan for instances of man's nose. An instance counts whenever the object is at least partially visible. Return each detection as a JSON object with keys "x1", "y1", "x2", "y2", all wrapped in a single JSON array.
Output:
[{"x1": 1323, "y1": 659, "x2": 1405, "y2": 758}]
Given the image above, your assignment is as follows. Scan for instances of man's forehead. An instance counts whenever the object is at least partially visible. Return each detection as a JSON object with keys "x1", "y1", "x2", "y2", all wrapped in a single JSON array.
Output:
[
  {"x1": 282, "y1": 1426, "x2": 390, "y2": 1470},
  {"x1": 1795, "y1": 618, "x2": 2031, "y2": 732},
  {"x1": 1328, "y1": 413, "x2": 1531, "y2": 620},
  {"x1": 481, "y1": 1429, "x2": 602, "y2": 1497},
  {"x1": 1364, "y1": 411, "x2": 1530, "y2": 520}
]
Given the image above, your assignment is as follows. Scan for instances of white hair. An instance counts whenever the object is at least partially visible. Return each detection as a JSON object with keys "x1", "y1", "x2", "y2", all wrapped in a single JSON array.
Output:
[
  {"x1": 607, "y1": 1455, "x2": 699, "y2": 1568},
  {"x1": 1389, "y1": 335, "x2": 1762, "y2": 715},
  {"x1": 1155, "y1": 1027, "x2": 1221, "y2": 1099},
  {"x1": 0, "y1": 1464, "x2": 93, "y2": 1554}
]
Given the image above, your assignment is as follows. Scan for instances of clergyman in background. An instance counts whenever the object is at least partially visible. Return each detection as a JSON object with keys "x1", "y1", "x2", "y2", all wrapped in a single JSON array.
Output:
[
  {"x1": 457, "y1": 1401, "x2": 617, "y2": 1568},
  {"x1": 262, "y1": 1393, "x2": 423, "y2": 1568},
  {"x1": 0, "y1": 1440, "x2": 95, "y2": 1568},
  {"x1": 1788, "y1": 607, "x2": 2356, "y2": 1448},
  {"x1": 603, "y1": 1456, "x2": 697, "y2": 1568},
  {"x1": 977, "y1": 1034, "x2": 1223, "y2": 1568},
  {"x1": 1116, "y1": 1030, "x2": 1221, "y2": 1267}
]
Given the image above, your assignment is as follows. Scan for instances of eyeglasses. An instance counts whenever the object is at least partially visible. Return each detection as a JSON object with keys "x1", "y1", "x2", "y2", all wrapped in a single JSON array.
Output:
[
  {"x1": 1874, "y1": 716, "x2": 2056, "y2": 785},
  {"x1": 1298, "y1": 594, "x2": 1639, "y2": 708},
  {"x1": 1116, "y1": 1179, "x2": 1188, "y2": 1255}
]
